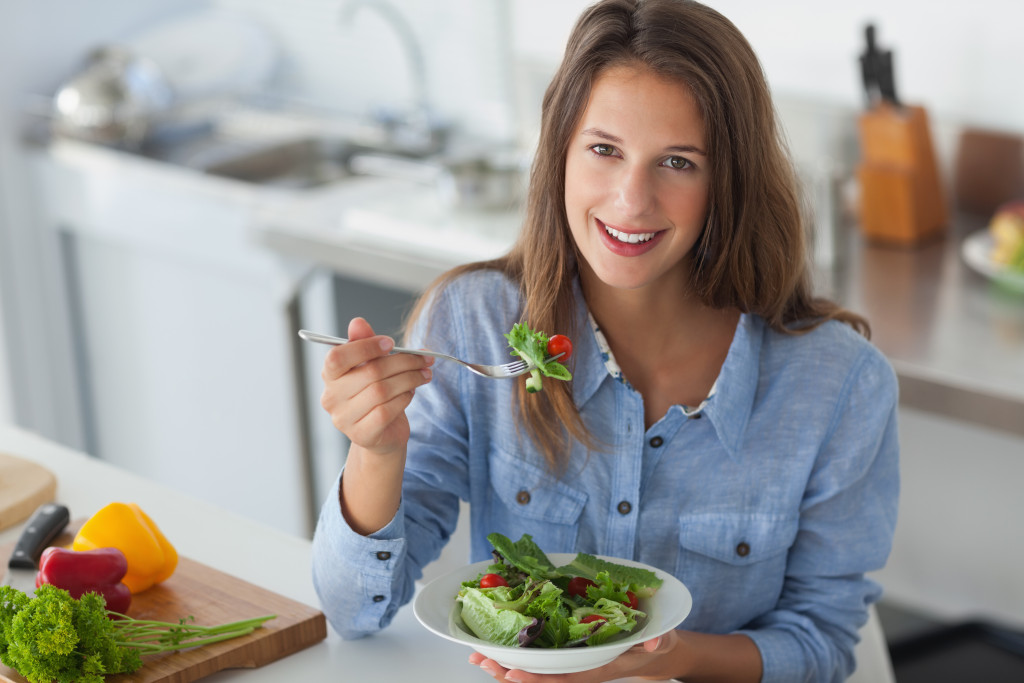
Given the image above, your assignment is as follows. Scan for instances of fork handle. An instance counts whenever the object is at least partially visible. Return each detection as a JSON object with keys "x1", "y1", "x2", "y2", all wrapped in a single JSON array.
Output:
[{"x1": 297, "y1": 330, "x2": 445, "y2": 360}]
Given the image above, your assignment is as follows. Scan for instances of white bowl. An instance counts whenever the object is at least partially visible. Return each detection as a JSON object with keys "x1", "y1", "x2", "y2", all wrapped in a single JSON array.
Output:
[{"x1": 413, "y1": 553, "x2": 692, "y2": 674}]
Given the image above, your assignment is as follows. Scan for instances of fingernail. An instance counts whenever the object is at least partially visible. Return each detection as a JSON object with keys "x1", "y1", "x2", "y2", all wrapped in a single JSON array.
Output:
[
  {"x1": 504, "y1": 674, "x2": 524, "y2": 683},
  {"x1": 379, "y1": 337, "x2": 394, "y2": 352},
  {"x1": 421, "y1": 367, "x2": 432, "y2": 380}
]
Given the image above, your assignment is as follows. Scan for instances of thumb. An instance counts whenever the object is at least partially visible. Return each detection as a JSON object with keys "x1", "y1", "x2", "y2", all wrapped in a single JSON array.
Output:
[
  {"x1": 642, "y1": 635, "x2": 664, "y2": 653},
  {"x1": 347, "y1": 316, "x2": 377, "y2": 341}
]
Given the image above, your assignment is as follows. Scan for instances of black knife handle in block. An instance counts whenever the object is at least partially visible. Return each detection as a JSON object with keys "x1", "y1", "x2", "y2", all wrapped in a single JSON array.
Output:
[{"x1": 8, "y1": 503, "x2": 70, "y2": 570}]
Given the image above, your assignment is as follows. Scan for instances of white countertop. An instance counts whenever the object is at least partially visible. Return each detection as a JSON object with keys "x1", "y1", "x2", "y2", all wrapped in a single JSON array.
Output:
[{"x1": 0, "y1": 424, "x2": 657, "y2": 683}]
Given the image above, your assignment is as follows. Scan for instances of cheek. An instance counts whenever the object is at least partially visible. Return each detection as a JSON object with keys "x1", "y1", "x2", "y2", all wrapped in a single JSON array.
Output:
[
  {"x1": 665, "y1": 183, "x2": 710, "y2": 228},
  {"x1": 564, "y1": 157, "x2": 595, "y2": 230}
]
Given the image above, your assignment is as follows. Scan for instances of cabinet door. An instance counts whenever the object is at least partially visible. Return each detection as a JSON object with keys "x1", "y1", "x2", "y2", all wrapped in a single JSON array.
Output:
[{"x1": 67, "y1": 232, "x2": 307, "y2": 537}]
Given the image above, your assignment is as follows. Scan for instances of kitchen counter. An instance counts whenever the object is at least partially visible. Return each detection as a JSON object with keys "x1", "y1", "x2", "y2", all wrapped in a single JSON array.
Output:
[
  {"x1": 832, "y1": 216, "x2": 1024, "y2": 438},
  {"x1": 0, "y1": 424, "x2": 671, "y2": 683}
]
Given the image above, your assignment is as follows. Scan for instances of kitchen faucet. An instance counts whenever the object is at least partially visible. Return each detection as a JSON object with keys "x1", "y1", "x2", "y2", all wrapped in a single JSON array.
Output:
[{"x1": 341, "y1": 0, "x2": 447, "y2": 154}]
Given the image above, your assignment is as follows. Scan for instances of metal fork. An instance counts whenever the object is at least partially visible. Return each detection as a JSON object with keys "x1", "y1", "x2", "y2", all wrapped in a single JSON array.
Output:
[{"x1": 298, "y1": 330, "x2": 561, "y2": 379}]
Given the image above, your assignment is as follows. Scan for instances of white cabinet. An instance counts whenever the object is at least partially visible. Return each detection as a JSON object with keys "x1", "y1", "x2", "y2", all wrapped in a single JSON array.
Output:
[{"x1": 31, "y1": 143, "x2": 309, "y2": 537}]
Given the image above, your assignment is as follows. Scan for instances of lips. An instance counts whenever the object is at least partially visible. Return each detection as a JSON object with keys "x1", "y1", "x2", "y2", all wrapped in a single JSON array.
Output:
[{"x1": 596, "y1": 218, "x2": 664, "y2": 255}]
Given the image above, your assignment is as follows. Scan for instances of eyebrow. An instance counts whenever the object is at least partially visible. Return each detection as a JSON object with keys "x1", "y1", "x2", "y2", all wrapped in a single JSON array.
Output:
[{"x1": 580, "y1": 127, "x2": 707, "y2": 156}]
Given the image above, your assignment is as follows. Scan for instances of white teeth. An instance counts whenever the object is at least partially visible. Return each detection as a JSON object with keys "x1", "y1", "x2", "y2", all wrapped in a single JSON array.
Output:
[{"x1": 605, "y1": 226, "x2": 655, "y2": 244}]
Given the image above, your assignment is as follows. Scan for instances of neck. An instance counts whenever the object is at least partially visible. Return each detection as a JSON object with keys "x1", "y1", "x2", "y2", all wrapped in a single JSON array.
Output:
[
  {"x1": 579, "y1": 263, "x2": 740, "y2": 420},
  {"x1": 580, "y1": 264, "x2": 719, "y2": 348}
]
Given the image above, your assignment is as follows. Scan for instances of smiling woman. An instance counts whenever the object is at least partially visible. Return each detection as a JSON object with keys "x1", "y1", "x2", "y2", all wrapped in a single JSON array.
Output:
[{"x1": 311, "y1": 2, "x2": 898, "y2": 682}]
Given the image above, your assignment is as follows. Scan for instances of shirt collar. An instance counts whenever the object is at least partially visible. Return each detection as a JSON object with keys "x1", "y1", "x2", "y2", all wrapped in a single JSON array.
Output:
[
  {"x1": 569, "y1": 278, "x2": 608, "y2": 408},
  {"x1": 569, "y1": 278, "x2": 761, "y2": 459},
  {"x1": 700, "y1": 313, "x2": 761, "y2": 460}
]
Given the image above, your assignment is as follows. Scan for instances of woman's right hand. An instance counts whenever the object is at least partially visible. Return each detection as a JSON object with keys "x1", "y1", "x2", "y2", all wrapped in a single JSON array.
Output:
[{"x1": 319, "y1": 316, "x2": 434, "y2": 458}]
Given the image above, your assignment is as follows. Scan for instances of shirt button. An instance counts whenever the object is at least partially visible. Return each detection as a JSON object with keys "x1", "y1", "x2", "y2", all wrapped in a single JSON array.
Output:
[
  {"x1": 736, "y1": 542, "x2": 750, "y2": 557},
  {"x1": 372, "y1": 595, "x2": 386, "y2": 602},
  {"x1": 617, "y1": 501, "x2": 632, "y2": 515},
  {"x1": 515, "y1": 490, "x2": 531, "y2": 505},
  {"x1": 376, "y1": 551, "x2": 391, "y2": 561},
  {"x1": 649, "y1": 436, "x2": 664, "y2": 448}
]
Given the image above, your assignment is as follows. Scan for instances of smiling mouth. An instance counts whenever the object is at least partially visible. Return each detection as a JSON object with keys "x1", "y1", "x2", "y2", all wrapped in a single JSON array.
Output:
[{"x1": 604, "y1": 224, "x2": 657, "y2": 244}]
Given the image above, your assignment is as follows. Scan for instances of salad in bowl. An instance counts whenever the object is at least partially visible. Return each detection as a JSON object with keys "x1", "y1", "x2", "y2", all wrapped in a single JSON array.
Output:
[{"x1": 414, "y1": 533, "x2": 693, "y2": 674}]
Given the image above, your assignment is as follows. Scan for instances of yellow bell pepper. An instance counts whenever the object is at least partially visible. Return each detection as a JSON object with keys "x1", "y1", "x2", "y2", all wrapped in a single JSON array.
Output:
[{"x1": 72, "y1": 502, "x2": 178, "y2": 593}]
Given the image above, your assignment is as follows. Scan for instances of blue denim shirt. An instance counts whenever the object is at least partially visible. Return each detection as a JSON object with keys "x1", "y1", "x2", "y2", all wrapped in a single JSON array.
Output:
[{"x1": 312, "y1": 269, "x2": 900, "y2": 683}]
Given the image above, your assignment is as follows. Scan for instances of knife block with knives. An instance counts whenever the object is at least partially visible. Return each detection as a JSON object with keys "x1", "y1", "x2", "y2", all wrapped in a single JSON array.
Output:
[
  {"x1": 855, "y1": 24, "x2": 947, "y2": 246},
  {"x1": 857, "y1": 103, "x2": 947, "y2": 246}
]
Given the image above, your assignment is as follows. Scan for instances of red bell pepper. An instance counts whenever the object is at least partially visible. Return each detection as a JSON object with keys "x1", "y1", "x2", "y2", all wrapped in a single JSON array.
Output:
[{"x1": 35, "y1": 546, "x2": 133, "y2": 615}]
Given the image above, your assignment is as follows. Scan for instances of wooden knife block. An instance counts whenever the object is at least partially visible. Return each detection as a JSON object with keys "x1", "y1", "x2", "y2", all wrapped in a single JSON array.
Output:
[{"x1": 857, "y1": 103, "x2": 947, "y2": 246}]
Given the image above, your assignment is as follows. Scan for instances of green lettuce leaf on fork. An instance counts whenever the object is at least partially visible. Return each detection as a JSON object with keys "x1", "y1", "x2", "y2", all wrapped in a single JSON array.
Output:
[{"x1": 504, "y1": 322, "x2": 571, "y2": 393}]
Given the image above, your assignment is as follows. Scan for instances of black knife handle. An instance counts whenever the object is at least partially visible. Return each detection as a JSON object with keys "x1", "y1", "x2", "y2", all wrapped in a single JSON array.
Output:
[{"x1": 8, "y1": 503, "x2": 70, "y2": 570}]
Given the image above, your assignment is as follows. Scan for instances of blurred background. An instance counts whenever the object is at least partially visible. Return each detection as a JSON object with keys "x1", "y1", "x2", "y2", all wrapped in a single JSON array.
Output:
[{"x1": 1, "y1": 1, "x2": 1023, "y2": 678}]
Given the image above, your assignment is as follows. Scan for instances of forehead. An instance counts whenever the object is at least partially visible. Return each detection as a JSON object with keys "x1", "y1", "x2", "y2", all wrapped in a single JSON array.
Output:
[{"x1": 578, "y1": 64, "x2": 705, "y2": 141}]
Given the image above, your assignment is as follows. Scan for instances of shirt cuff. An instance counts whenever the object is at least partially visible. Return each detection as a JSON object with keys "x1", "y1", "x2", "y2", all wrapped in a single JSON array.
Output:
[
  {"x1": 315, "y1": 469, "x2": 409, "y2": 635},
  {"x1": 735, "y1": 627, "x2": 803, "y2": 683}
]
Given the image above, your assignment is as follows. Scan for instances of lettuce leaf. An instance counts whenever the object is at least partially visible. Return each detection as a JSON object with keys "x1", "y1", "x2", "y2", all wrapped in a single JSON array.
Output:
[
  {"x1": 555, "y1": 553, "x2": 663, "y2": 598},
  {"x1": 504, "y1": 322, "x2": 572, "y2": 393},
  {"x1": 487, "y1": 533, "x2": 557, "y2": 579},
  {"x1": 457, "y1": 587, "x2": 539, "y2": 647}
]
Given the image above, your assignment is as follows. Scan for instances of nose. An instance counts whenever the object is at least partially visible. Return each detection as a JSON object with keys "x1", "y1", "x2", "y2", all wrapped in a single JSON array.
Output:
[{"x1": 614, "y1": 163, "x2": 656, "y2": 217}]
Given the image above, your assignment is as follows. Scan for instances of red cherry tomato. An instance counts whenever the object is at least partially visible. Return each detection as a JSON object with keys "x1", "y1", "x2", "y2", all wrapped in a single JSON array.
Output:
[
  {"x1": 566, "y1": 576, "x2": 597, "y2": 599},
  {"x1": 546, "y1": 334, "x2": 573, "y2": 362},
  {"x1": 479, "y1": 573, "x2": 509, "y2": 588},
  {"x1": 622, "y1": 590, "x2": 639, "y2": 610},
  {"x1": 580, "y1": 614, "x2": 607, "y2": 624}
]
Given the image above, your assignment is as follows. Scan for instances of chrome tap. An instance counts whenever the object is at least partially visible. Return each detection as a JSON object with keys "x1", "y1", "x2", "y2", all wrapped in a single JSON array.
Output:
[{"x1": 341, "y1": 0, "x2": 447, "y2": 154}]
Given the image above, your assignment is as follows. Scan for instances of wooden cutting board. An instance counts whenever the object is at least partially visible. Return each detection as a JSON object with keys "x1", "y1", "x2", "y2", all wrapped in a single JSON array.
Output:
[
  {"x1": 0, "y1": 531, "x2": 327, "y2": 682},
  {"x1": 0, "y1": 453, "x2": 57, "y2": 532}
]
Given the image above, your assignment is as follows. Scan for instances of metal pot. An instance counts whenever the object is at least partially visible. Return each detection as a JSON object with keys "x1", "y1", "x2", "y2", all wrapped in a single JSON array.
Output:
[
  {"x1": 436, "y1": 154, "x2": 525, "y2": 211},
  {"x1": 52, "y1": 46, "x2": 174, "y2": 148},
  {"x1": 348, "y1": 148, "x2": 526, "y2": 211}
]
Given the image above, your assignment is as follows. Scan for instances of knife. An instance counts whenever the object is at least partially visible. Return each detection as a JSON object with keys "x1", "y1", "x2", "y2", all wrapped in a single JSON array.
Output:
[{"x1": 2, "y1": 502, "x2": 70, "y2": 593}]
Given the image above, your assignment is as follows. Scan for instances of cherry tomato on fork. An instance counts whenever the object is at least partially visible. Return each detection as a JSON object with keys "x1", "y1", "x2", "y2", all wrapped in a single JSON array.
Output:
[
  {"x1": 479, "y1": 573, "x2": 509, "y2": 588},
  {"x1": 546, "y1": 334, "x2": 573, "y2": 362}
]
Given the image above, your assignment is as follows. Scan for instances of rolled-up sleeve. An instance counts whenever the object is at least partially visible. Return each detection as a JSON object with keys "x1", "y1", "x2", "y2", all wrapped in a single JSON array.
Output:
[
  {"x1": 310, "y1": 472, "x2": 411, "y2": 639},
  {"x1": 738, "y1": 346, "x2": 900, "y2": 683},
  {"x1": 310, "y1": 282, "x2": 474, "y2": 640}
]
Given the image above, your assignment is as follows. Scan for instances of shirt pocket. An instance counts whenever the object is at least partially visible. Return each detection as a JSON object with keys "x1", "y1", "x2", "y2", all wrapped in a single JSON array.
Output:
[
  {"x1": 675, "y1": 512, "x2": 798, "y2": 629},
  {"x1": 486, "y1": 445, "x2": 588, "y2": 553}
]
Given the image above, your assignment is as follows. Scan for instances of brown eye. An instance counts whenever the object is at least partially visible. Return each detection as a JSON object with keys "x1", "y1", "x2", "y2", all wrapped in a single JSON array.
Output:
[
  {"x1": 664, "y1": 156, "x2": 692, "y2": 170},
  {"x1": 591, "y1": 144, "x2": 616, "y2": 156}
]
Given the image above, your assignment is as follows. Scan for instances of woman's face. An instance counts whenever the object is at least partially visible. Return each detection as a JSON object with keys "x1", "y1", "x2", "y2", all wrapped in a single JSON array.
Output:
[{"x1": 564, "y1": 64, "x2": 710, "y2": 293}]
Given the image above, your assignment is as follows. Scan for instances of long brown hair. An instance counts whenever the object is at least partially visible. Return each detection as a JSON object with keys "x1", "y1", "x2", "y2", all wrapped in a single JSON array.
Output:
[{"x1": 406, "y1": 0, "x2": 867, "y2": 472}]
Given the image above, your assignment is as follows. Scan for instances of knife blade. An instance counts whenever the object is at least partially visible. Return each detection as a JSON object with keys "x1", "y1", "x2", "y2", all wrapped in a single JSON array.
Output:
[{"x1": 2, "y1": 502, "x2": 70, "y2": 593}]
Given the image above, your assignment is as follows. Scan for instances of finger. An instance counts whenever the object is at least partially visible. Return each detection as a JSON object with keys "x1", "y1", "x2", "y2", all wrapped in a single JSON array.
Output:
[
  {"x1": 472, "y1": 656, "x2": 510, "y2": 681},
  {"x1": 347, "y1": 316, "x2": 375, "y2": 341},
  {"x1": 322, "y1": 334, "x2": 394, "y2": 381},
  {"x1": 345, "y1": 388, "x2": 417, "y2": 445},
  {"x1": 642, "y1": 635, "x2": 663, "y2": 652},
  {"x1": 323, "y1": 365, "x2": 429, "y2": 436},
  {"x1": 324, "y1": 352, "x2": 431, "y2": 410}
]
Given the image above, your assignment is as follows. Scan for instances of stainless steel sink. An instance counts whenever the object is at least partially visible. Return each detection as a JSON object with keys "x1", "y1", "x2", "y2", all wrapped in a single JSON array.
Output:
[
  {"x1": 201, "y1": 138, "x2": 355, "y2": 189},
  {"x1": 116, "y1": 108, "x2": 523, "y2": 207},
  {"x1": 133, "y1": 129, "x2": 358, "y2": 189}
]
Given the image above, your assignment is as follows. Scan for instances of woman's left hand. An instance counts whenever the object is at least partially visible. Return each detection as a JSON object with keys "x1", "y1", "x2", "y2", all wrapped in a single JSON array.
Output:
[{"x1": 469, "y1": 632, "x2": 681, "y2": 682}]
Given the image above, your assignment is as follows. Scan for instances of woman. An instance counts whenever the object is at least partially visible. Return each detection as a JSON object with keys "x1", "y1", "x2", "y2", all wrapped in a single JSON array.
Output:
[{"x1": 311, "y1": 1, "x2": 899, "y2": 681}]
